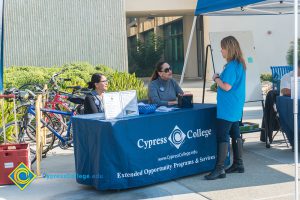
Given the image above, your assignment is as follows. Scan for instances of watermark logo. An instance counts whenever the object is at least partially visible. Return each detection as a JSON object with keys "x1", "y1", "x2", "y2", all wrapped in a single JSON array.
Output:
[
  {"x1": 168, "y1": 125, "x2": 186, "y2": 149},
  {"x1": 9, "y1": 162, "x2": 36, "y2": 191}
]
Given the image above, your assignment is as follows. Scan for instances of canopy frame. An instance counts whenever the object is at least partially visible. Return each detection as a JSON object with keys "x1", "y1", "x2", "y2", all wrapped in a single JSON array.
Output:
[{"x1": 179, "y1": 1, "x2": 299, "y2": 199}]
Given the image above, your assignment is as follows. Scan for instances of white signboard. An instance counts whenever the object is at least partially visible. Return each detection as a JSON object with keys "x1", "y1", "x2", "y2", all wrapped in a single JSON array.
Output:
[
  {"x1": 120, "y1": 90, "x2": 139, "y2": 117},
  {"x1": 209, "y1": 31, "x2": 263, "y2": 102},
  {"x1": 103, "y1": 92, "x2": 123, "y2": 119},
  {"x1": 103, "y1": 90, "x2": 139, "y2": 120}
]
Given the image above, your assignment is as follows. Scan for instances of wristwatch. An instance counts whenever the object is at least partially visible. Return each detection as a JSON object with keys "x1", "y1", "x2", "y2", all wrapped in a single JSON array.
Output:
[{"x1": 214, "y1": 76, "x2": 220, "y2": 82}]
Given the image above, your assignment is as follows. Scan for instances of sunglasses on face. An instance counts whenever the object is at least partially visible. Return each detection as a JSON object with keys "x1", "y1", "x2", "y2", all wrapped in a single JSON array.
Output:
[
  {"x1": 161, "y1": 67, "x2": 172, "y2": 73},
  {"x1": 100, "y1": 79, "x2": 108, "y2": 83}
]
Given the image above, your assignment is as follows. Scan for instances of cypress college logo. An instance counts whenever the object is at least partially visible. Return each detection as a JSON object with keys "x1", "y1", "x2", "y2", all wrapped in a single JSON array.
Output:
[
  {"x1": 137, "y1": 125, "x2": 211, "y2": 150},
  {"x1": 168, "y1": 125, "x2": 186, "y2": 149},
  {"x1": 9, "y1": 162, "x2": 36, "y2": 191}
]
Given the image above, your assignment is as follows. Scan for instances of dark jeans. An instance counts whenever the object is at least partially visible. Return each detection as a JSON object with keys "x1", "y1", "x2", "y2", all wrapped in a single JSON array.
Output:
[{"x1": 216, "y1": 118, "x2": 241, "y2": 143}]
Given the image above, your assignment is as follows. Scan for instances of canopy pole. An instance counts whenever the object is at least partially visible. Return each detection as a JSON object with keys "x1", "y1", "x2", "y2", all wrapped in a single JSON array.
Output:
[
  {"x1": 293, "y1": 0, "x2": 299, "y2": 199},
  {"x1": 0, "y1": 0, "x2": 4, "y2": 94},
  {"x1": 179, "y1": 16, "x2": 197, "y2": 86}
]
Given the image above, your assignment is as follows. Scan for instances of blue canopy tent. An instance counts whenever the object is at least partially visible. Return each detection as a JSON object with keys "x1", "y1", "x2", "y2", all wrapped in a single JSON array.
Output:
[
  {"x1": 180, "y1": 0, "x2": 297, "y2": 85},
  {"x1": 180, "y1": 0, "x2": 299, "y2": 198},
  {"x1": 195, "y1": 0, "x2": 295, "y2": 15},
  {"x1": 0, "y1": 0, "x2": 5, "y2": 145},
  {"x1": 0, "y1": 0, "x2": 4, "y2": 94}
]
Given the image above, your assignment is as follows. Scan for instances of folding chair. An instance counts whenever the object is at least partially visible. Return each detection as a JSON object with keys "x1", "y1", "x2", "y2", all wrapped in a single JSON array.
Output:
[
  {"x1": 268, "y1": 66, "x2": 292, "y2": 147},
  {"x1": 270, "y1": 66, "x2": 293, "y2": 91},
  {"x1": 272, "y1": 102, "x2": 289, "y2": 147}
]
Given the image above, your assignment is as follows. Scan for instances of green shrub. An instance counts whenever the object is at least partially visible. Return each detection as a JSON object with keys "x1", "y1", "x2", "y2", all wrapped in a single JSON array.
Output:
[
  {"x1": 210, "y1": 83, "x2": 217, "y2": 92},
  {"x1": 5, "y1": 66, "x2": 60, "y2": 88},
  {"x1": 1, "y1": 62, "x2": 148, "y2": 142},
  {"x1": 4, "y1": 62, "x2": 147, "y2": 100},
  {"x1": 0, "y1": 101, "x2": 17, "y2": 143},
  {"x1": 107, "y1": 72, "x2": 147, "y2": 100},
  {"x1": 260, "y1": 73, "x2": 272, "y2": 82}
]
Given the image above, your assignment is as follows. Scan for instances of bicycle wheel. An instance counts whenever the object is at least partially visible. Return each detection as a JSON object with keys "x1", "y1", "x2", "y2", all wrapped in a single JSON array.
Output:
[
  {"x1": 43, "y1": 101, "x2": 66, "y2": 133},
  {"x1": 46, "y1": 112, "x2": 65, "y2": 134},
  {"x1": 17, "y1": 104, "x2": 61, "y2": 141},
  {"x1": 24, "y1": 113, "x2": 56, "y2": 146},
  {"x1": 26, "y1": 131, "x2": 54, "y2": 165},
  {"x1": 16, "y1": 104, "x2": 37, "y2": 141},
  {"x1": 24, "y1": 125, "x2": 55, "y2": 165},
  {"x1": 18, "y1": 112, "x2": 56, "y2": 164},
  {"x1": 19, "y1": 83, "x2": 43, "y2": 94},
  {"x1": 24, "y1": 112, "x2": 60, "y2": 141}
]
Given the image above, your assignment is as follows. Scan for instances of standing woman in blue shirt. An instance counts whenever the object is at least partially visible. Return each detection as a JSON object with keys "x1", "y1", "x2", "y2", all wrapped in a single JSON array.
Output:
[{"x1": 205, "y1": 36, "x2": 246, "y2": 180}]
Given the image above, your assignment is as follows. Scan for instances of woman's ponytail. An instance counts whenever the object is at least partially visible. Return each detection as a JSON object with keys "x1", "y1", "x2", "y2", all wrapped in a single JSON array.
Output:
[{"x1": 88, "y1": 73, "x2": 103, "y2": 90}]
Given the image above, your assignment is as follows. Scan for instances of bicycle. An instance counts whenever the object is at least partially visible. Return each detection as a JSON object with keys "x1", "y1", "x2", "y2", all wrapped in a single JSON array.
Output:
[
  {"x1": 0, "y1": 89, "x2": 84, "y2": 164},
  {"x1": 18, "y1": 69, "x2": 87, "y2": 134}
]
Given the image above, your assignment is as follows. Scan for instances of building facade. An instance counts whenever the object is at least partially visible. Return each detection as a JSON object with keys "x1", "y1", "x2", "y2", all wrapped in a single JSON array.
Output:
[
  {"x1": 4, "y1": 0, "x2": 297, "y2": 79},
  {"x1": 4, "y1": 0, "x2": 128, "y2": 71},
  {"x1": 127, "y1": 16, "x2": 204, "y2": 78},
  {"x1": 126, "y1": 0, "x2": 201, "y2": 78},
  {"x1": 126, "y1": 0, "x2": 298, "y2": 79}
]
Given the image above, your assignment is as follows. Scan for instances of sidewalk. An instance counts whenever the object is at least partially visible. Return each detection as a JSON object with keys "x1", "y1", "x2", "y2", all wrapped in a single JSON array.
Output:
[{"x1": 1, "y1": 80, "x2": 299, "y2": 200}]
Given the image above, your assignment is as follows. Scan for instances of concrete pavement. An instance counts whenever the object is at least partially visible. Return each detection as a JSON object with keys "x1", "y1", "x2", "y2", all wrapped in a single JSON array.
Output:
[{"x1": 1, "y1": 80, "x2": 299, "y2": 200}]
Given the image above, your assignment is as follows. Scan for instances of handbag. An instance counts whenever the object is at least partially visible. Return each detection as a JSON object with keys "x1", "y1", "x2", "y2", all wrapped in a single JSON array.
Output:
[{"x1": 178, "y1": 94, "x2": 193, "y2": 108}]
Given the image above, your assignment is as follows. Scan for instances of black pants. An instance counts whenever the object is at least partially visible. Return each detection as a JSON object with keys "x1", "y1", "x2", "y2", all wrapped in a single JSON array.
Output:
[{"x1": 217, "y1": 118, "x2": 241, "y2": 143}]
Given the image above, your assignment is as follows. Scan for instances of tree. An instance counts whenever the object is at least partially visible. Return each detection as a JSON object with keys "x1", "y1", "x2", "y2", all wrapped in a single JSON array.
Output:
[
  {"x1": 286, "y1": 39, "x2": 300, "y2": 66},
  {"x1": 129, "y1": 32, "x2": 164, "y2": 77}
]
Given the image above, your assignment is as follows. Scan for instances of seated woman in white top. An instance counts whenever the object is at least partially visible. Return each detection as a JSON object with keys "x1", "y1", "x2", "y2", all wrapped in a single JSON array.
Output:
[{"x1": 280, "y1": 59, "x2": 300, "y2": 96}]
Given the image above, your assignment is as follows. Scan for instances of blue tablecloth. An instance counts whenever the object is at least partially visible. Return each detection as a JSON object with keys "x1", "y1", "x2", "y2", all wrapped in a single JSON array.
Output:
[
  {"x1": 276, "y1": 96, "x2": 300, "y2": 146},
  {"x1": 72, "y1": 103, "x2": 224, "y2": 190}
]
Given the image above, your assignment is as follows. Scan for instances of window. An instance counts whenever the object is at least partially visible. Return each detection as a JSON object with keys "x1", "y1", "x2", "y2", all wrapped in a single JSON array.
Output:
[
  {"x1": 163, "y1": 20, "x2": 184, "y2": 74},
  {"x1": 128, "y1": 36, "x2": 137, "y2": 50},
  {"x1": 127, "y1": 36, "x2": 137, "y2": 73},
  {"x1": 128, "y1": 17, "x2": 136, "y2": 23}
]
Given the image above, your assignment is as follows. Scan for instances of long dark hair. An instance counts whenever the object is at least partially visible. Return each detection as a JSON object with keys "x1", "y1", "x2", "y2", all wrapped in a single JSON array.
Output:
[
  {"x1": 221, "y1": 36, "x2": 246, "y2": 70},
  {"x1": 88, "y1": 73, "x2": 103, "y2": 90},
  {"x1": 150, "y1": 61, "x2": 166, "y2": 81}
]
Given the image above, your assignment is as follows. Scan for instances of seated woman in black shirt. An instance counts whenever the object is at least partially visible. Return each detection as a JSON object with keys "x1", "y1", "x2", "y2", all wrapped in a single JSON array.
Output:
[{"x1": 84, "y1": 73, "x2": 108, "y2": 114}]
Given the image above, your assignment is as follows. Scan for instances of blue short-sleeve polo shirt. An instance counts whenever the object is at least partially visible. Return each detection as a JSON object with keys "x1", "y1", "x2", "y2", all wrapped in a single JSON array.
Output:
[{"x1": 217, "y1": 60, "x2": 246, "y2": 122}]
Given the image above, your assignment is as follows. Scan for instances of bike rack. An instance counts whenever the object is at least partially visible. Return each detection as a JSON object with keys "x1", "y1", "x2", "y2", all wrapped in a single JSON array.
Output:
[{"x1": 35, "y1": 84, "x2": 48, "y2": 177}]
